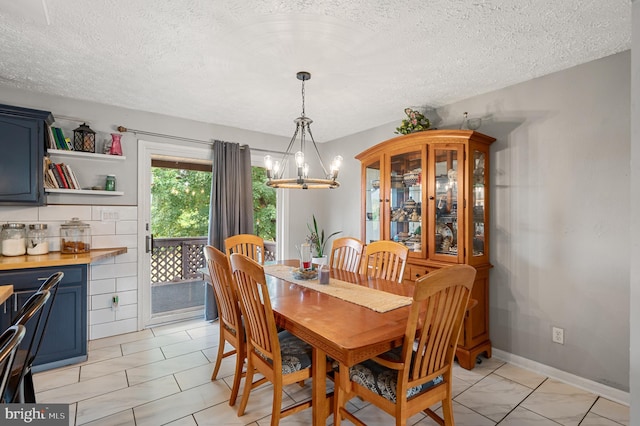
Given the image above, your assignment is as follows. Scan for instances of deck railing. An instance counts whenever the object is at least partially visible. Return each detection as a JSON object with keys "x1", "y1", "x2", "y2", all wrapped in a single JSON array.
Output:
[{"x1": 151, "y1": 237, "x2": 276, "y2": 284}]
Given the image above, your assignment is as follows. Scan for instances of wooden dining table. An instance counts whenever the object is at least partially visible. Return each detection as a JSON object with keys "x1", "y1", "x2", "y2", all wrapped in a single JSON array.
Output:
[{"x1": 264, "y1": 260, "x2": 414, "y2": 426}]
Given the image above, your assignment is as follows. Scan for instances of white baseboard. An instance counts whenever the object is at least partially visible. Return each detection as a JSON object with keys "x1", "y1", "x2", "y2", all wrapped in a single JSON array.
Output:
[{"x1": 492, "y1": 348, "x2": 630, "y2": 406}]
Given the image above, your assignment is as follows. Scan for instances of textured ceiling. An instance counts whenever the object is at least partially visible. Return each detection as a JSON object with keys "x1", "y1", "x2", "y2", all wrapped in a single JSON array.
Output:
[{"x1": 0, "y1": 0, "x2": 631, "y2": 141}]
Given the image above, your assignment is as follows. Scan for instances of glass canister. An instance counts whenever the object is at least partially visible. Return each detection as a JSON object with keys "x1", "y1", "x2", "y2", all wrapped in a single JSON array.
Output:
[
  {"x1": 27, "y1": 224, "x2": 49, "y2": 255},
  {"x1": 60, "y1": 217, "x2": 91, "y2": 254},
  {"x1": 1, "y1": 223, "x2": 27, "y2": 256},
  {"x1": 105, "y1": 175, "x2": 116, "y2": 191}
]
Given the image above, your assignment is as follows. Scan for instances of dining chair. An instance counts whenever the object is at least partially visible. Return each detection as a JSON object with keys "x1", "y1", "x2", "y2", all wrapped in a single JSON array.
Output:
[
  {"x1": 360, "y1": 240, "x2": 409, "y2": 283},
  {"x1": 225, "y1": 234, "x2": 265, "y2": 264},
  {"x1": 329, "y1": 237, "x2": 364, "y2": 273},
  {"x1": 0, "y1": 325, "x2": 26, "y2": 403},
  {"x1": 229, "y1": 253, "x2": 313, "y2": 425},
  {"x1": 333, "y1": 264, "x2": 476, "y2": 426},
  {"x1": 4, "y1": 290, "x2": 51, "y2": 403},
  {"x1": 14, "y1": 271, "x2": 65, "y2": 403},
  {"x1": 203, "y1": 245, "x2": 245, "y2": 406}
]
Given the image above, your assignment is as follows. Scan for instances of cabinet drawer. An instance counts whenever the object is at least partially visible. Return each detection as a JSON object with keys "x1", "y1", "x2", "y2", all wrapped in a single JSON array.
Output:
[
  {"x1": 0, "y1": 265, "x2": 84, "y2": 291},
  {"x1": 404, "y1": 265, "x2": 433, "y2": 282}
]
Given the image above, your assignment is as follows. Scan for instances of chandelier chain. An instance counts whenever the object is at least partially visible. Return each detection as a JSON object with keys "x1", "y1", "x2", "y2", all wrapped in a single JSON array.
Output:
[{"x1": 301, "y1": 78, "x2": 306, "y2": 117}]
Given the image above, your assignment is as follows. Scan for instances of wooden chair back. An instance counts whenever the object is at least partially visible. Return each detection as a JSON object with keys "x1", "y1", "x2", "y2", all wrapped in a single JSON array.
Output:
[
  {"x1": 0, "y1": 325, "x2": 25, "y2": 403},
  {"x1": 361, "y1": 240, "x2": 409, "y2": 283},
  {"x1": 229, "y1": 253, "x2": 313, "y2": 424},
  {"x1": 334, "y1": 264, "x2": 476, "y2": 426},
  {"x1": 225, "y1": 234, "x2": 265, "y2": 264},
  {"x1": 405, "y1": 264, "x2": 475, "y2": 385},
  {"x1": 329, "y1": 237, "x2": 364, "y2": 273},
  {"x1": 203, "y1": 245, "x2": 245, "y2": 406},
  {"x1": 204, "y1": 246, "x2": 243, "y2": 340},
  {"x1": 229, "y1": 253, "x2": 279, "y2": 365}
]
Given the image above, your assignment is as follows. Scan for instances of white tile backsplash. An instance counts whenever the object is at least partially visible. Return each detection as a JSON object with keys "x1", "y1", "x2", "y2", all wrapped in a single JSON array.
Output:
[
  {"x1": 2, "y1": 204, "x2": 142, "y2": 342},
  {"x1": 90, "y1": 308, "x2": 116, "y2": 325},
  {"x1": 90, "y1": 278, "x2": 116, "y2": 295},
  {"x1": 116, "y1": 220, "x2": 137, "y2": 235},
  {"x1": 91, "y1": 262, "x2": 136, "y2": 280},
  {"x1": 116, "y1": 276, "x2": 138, "y2": 292},
  {"x1": 116, "y1": 304, "x2": 138, "y2": 321},
  {"x1": 38, "y1": 205, "x2": 92, "y2": 221},
  {"x1": 0, "y1": 207, "x2": 39, "y2": 221},
  {"x1": 92, "y1": 234, "x2": 137, "y2": 250},
  {"x1": 91, "y1": 318, "x2": 138, "y2": 340}
]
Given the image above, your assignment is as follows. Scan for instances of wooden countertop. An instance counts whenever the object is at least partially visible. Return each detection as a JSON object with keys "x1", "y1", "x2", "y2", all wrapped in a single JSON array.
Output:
[
  {"x1": 0, "y1": 247, "x2": 128, "y2": 271},
  {"x1": 0, "y1": 285, "x2": 12, "y2": 304}
]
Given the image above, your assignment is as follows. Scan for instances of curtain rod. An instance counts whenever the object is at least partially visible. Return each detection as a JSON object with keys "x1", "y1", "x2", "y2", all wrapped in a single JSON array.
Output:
[{"x1": 116, "y1": 125, "x2": 288, "y2": 156}]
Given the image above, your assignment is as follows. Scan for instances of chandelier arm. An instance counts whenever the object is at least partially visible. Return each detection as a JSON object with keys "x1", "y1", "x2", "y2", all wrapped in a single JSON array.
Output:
[
  {"x1": 277, "y1": 123, "x2": 301, "y2": 179},
  {"x1": 306, "y1": 125, "x2": 330, "y2": 177}
]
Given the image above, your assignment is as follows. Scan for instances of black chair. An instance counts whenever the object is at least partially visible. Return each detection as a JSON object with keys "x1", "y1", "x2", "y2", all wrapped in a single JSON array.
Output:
[
  {"x1": 30, "y1": 272, "x2": 64, "y2": 366},
  {"x1": 4, "y1": 290, "x2": 52, "y2": 403},
  {"x1": 0, "y1": 325, "x2": 26, "y2": 403},
  {"x1": 9, "y1": 271, "x2": 64, "y2": 403}
]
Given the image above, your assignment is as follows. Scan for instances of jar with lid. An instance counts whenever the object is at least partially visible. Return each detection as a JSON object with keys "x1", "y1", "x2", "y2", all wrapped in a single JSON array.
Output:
[
  {"x1": 1, "y1": 223, "x2": 26, "y2": 256},
  {"x1": 60, "y1": 218, "x2": 91, "y2": 254},
  {"x1": 105, "y1": 175, "x2": 116, "y2": 191},
  {"x1": 27, "y1": 224, "x2": 49, "y2": 255}
]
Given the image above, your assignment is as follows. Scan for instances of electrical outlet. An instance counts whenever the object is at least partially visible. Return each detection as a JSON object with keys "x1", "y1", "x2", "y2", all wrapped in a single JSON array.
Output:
[
  {"x1": 552, "y1": 326, "x2": 564, "y2": 344},
  {"x1": 101, "y1": 209, "x2": 119, "y2": 222}
]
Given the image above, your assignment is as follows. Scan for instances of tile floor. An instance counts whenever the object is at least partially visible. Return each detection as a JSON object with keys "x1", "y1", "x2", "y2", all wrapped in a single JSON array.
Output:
[{"x1": 33, "y1": 319, "x2": 629, "y2": 425}]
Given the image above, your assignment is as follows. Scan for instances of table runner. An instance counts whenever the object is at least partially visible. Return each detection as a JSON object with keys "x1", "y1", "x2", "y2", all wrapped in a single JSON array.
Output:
[{"x1": 264, "y1": 264, "x2": 412, "y2": 313}]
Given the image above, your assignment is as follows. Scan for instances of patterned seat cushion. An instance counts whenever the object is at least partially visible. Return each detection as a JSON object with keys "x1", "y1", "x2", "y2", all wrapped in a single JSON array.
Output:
[
  {"x1": 277, "y1": 330, "x2": 313, "y2": 374},
  {"x1": 349, "y1": 347, "x2": 443, "y2": 403}
]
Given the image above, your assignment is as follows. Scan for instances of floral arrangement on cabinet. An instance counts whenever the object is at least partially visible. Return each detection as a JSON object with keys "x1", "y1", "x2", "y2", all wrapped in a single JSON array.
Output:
[
  {"x1": 306, "y1": 215, "x2": 341, "y2": 258},
  {"x1": 395, "y1": 107, "x2": 431, "y2": 135}
]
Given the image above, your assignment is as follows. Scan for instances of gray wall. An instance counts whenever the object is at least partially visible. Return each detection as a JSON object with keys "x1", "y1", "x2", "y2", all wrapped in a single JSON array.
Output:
[
  {"x1": 630, "y1": 0, "x2": 639, "y2": 421},
  {"x1": 326, "y1": 51, "x2": 631, "y2": 392}
]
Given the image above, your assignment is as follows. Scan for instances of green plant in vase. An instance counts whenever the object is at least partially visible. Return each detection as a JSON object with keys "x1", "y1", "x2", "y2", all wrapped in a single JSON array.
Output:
[{"x1": 306, "y1": 215, "x2": 341, "y2": 259}]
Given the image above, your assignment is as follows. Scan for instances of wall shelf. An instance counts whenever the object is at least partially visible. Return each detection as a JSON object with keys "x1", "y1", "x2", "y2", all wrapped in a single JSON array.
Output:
[
  {"x1": 45, "y1": 188, "x2": 124, "y2": 196},
  {"x1": 47, "y1": 149, "x2": 126, "y2": 161}
]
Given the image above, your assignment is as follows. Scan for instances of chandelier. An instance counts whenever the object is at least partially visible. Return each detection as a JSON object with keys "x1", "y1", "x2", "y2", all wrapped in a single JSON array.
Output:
[{"x1": 264, "y1": 71, "x2": 342, "y2": 189}]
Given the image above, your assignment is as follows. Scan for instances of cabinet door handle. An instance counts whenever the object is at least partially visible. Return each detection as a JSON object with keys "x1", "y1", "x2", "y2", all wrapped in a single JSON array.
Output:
[{"x1": 429, "y1": 196, "x2": 435, "y2": 200}]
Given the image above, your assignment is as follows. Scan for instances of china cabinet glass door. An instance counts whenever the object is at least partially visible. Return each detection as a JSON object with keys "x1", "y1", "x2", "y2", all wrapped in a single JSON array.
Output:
[
  {"x1": 388, "y1": 149, "x2": 423, "y2": 256},
  {"x1": 364, "y1": 160, "x2": 381, "y2": 244},
  {"x1": 470, "y1": 147, "x2": 489, "y2": 263},
  {"x1": 430, "y1": 144, "x2": 464, "y2": 261}
]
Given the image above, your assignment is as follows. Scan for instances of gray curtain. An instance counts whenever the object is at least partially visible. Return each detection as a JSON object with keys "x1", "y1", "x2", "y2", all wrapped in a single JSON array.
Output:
[{"x1": 205, "y1": 140, "x2": 254, "y2": 320}]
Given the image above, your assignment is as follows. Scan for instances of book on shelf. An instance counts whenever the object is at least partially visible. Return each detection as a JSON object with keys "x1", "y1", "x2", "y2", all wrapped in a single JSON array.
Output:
[
  {"x1": 63, "y1": 164, "x2": 81, "y2": 189},
  {"x1": 46, "y1": 125, "x2": 57, "y2": 150},
  {"x1": 48, "y1": 163, "x2": 65, "y2": 188},
  {"x1": 54, "y1": 163, "x2": 68, "y2": 188},
  {"x1": 59, "y1": 163, "x2": 76, "y2": 189},
  {"x1": 50, "y1": 127, "x2": 73, "y2": 150},
  {"x1": 43, "y1": 157, "x2": 57, "y2": 188},
  {"x1": 43, "y1": 159, "x2": 83, "y2": 190}
]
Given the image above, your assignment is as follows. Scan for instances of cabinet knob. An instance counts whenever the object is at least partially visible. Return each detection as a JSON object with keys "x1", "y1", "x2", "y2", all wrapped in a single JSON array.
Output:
[{"x1": 429, "y1": 196, "x2": 435, "y2": 200}]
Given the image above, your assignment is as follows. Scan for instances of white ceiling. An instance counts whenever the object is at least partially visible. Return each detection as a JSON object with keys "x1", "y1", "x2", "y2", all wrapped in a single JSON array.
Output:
[{"x1": 0, "y1": 0, "x2": 631, "y2": 142}]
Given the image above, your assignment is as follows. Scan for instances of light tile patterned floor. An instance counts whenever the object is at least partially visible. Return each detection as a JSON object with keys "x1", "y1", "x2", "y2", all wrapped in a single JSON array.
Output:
[{"x1": 33, "y1": 319, "x2": 629, "y2": 425}]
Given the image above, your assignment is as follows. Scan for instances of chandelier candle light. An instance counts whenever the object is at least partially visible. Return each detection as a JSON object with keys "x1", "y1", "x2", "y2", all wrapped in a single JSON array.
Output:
[{"x1": 264, "y1": 71, "x2": 343, "y2": 189}]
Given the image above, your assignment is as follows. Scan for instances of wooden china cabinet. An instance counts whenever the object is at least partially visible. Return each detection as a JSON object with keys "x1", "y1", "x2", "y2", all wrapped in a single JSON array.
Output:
[{"x1": 356, "y1": 130, "x2": 495, "y2": 370}]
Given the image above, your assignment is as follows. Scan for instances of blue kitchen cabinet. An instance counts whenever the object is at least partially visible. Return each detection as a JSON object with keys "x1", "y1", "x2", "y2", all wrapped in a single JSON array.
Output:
[
  {"x1": 0, "y1": 104, "x2": 53, "y2": 205},
  {"x1": 1, "y1": 265, "x2": 87, "y2": 371}
]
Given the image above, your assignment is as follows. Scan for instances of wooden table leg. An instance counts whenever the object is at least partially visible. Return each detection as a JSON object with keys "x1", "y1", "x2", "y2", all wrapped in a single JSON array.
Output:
[{"x1": 311, "y1": 347, "x2": 327, "y2": 426}]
